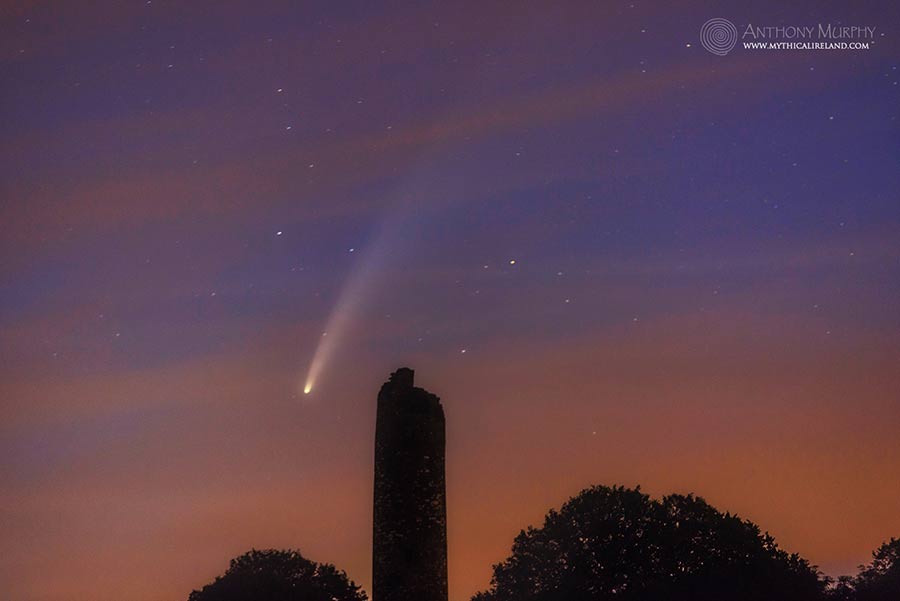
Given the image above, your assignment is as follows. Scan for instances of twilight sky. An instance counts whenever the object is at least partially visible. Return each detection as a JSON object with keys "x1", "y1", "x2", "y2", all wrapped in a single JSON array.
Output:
[{"x1": 1, "y1": 1, "x2": 899, "y2": 600}]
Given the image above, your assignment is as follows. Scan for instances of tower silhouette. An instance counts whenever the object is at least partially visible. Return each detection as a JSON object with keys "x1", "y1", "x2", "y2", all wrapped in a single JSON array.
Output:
[{"x1": 373, "y1": 368, "x2": 448, "y2": 601}]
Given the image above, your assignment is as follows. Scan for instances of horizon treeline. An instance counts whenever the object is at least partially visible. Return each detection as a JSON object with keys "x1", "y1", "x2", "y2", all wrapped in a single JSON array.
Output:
[{"x1": 187, "y1": 484, "x2": 899, "y2": 601}]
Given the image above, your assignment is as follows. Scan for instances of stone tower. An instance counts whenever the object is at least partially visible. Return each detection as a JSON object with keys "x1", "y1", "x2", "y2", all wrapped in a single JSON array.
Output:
[{"x1": 373, "y1": 367, "x2": 448, "y2": 601}]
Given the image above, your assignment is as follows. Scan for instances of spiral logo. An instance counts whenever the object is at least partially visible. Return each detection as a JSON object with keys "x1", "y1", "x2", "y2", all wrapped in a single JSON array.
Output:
[{"x1": 700, "y1": 18, "x2": 738, "y2": 56}]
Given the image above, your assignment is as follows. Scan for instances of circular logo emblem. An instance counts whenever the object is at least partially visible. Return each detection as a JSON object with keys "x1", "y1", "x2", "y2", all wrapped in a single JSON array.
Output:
[{"x1": 700, "y1": 18, "x2": 738, "y2": 56}]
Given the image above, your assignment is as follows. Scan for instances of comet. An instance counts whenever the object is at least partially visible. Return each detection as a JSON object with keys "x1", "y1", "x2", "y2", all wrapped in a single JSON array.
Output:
[
  {"x1": 300, "y1": 168, "x2": 464, "y2": 396},
  {"x1": 300, "y1": 207, "x2": 406, "y2": 396}
]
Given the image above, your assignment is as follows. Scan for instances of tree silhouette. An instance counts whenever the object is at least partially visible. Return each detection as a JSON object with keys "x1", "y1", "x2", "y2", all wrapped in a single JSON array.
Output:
[
  {"x1": 472, "y1": 485, "x2": 826, "y2": 601},
  {"x1": 826, "y1": 575, "x2": 857, "y2": 600},
  {"x1": 188, "y1": 548, "x2": 367, "y2": 601},
  {"x1": 853, "y1": 538, "x2": 900, "y2": 601}
]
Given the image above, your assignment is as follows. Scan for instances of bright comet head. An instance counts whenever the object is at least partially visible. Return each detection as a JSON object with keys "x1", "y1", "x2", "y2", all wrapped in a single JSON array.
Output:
[{"x1": 303, "y1": 383, "x2": 312, "y2": 394}]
